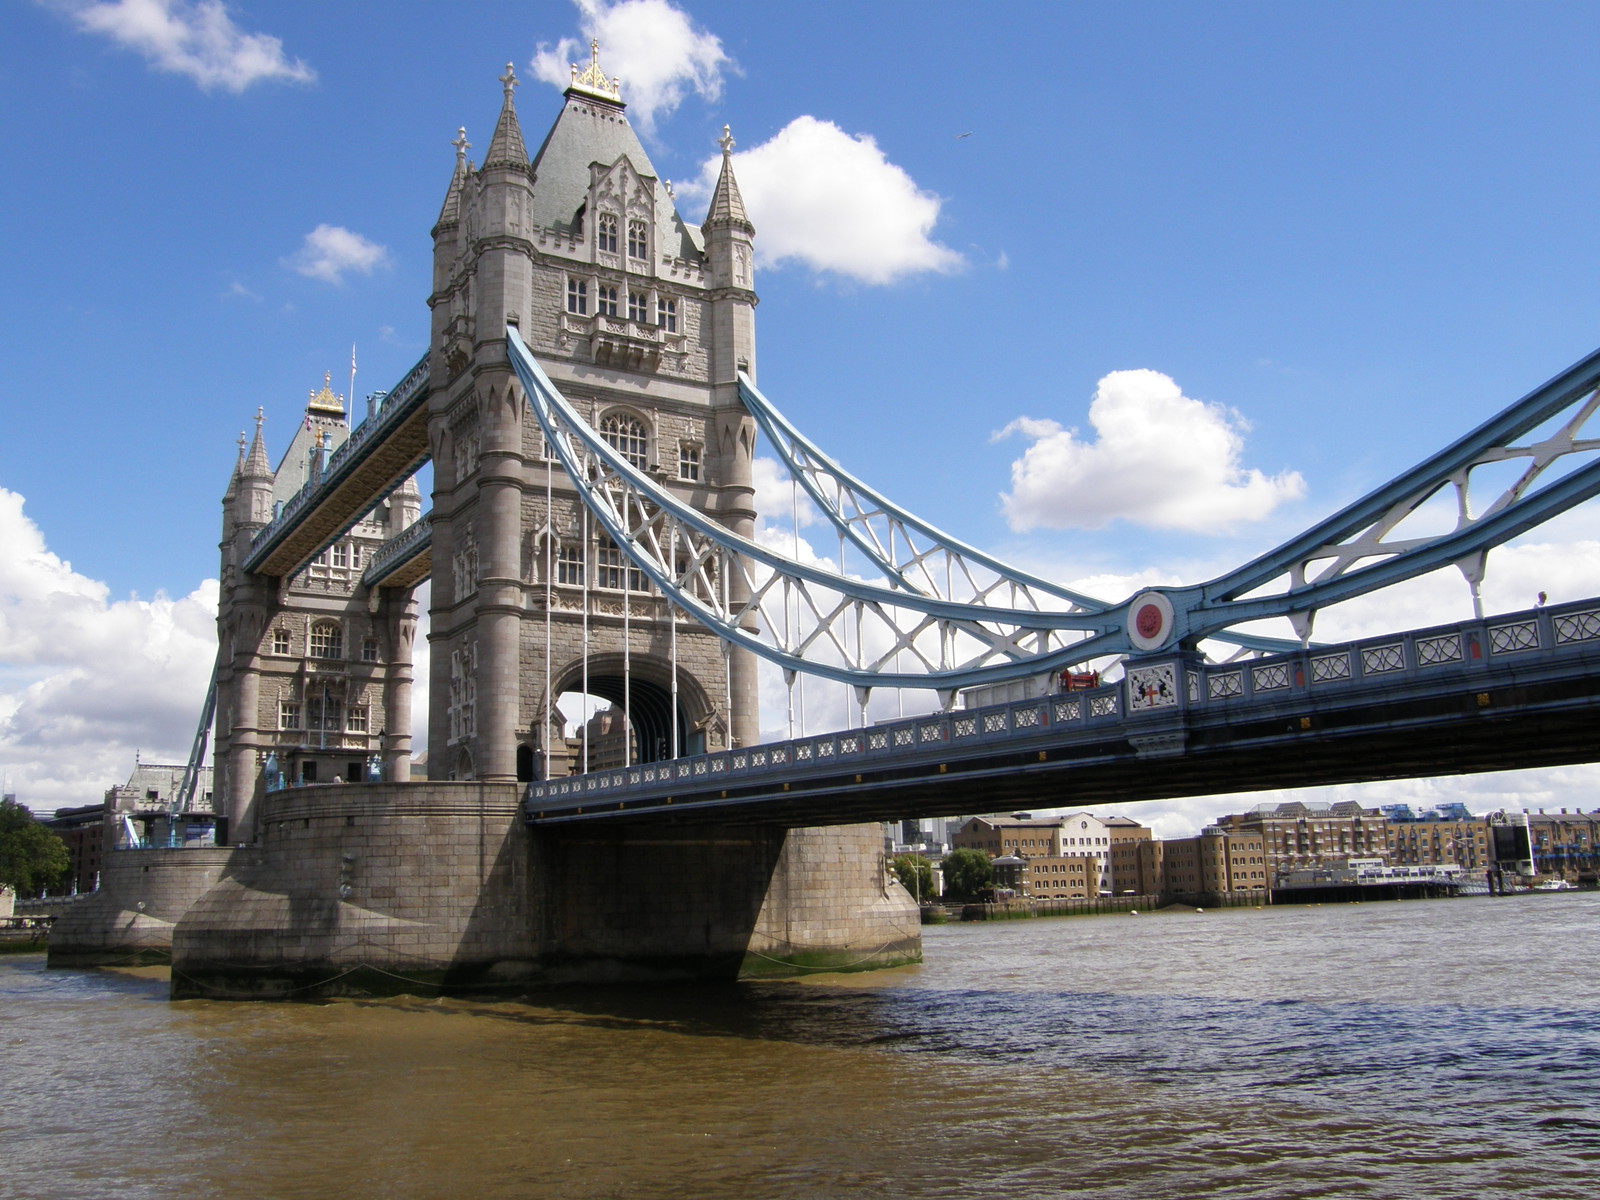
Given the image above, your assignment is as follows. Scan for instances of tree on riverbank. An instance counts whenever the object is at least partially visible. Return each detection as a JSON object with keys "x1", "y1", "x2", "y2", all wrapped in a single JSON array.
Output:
[
  {"x1": 941, "y1": 848, "x2": 992, "y2": 901},
  {"x1": 0, "y1": 798, "x2": 68, "y2": 896},
  {"x1": 891, "y1": 854, "x2": 934, "y2": 902}
]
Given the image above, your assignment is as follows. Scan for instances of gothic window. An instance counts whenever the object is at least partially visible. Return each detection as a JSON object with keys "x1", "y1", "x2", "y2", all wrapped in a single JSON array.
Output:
[
  {"x1": 628, "y1": 290, "x2": 649, "y2": 322},
  {"x1": 657, "y1": 297, "x2": 677, "y2": 332},
  {"x1": 310, "y1": 621, "x2": 343, "y2": 660},
  {"x1": 678, "y1": 443, "x2": 702, "y2": 482},
  {"x1": 308, "y1": 693, "x2": 343, "y2": 733},
  {"x1": 346, "y1": 706, "x2": 369, "y2": 734},
  {"x1": 627, "y1": 220, "x2": 647, "y2": 259},
  {"x1": 362, "y1": 637, "x2": 380, "y2": 663},
  {"x1": 556, "y1": 544, "x2": 584, "y2": 586},
  {"x1": 597, "y1": 214, "x2": 618, "y2": 253},
  {"x1": 272, "y1": 627, "x2": 291, "y2": 655},
  {"x1": 597, "y1": 285, "x2": 619, "y2": 317},
  {"x1": 600, "y1": 413, "x2": 648, "y2": 469},
  {"x1": 596, "y1": 539, "x2": 645, "y2": 591},
  {"x1": 567, "y1": 278, "x2": 588, "y2": 315},
  {"x1": 279, "y1": 700, "x2": 301, "y2": 731}
]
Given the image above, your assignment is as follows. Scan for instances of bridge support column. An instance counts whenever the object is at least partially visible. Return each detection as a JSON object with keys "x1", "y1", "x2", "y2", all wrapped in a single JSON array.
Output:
[{"x1": 221, "y1": 608, "x2": 265, "y2": 843}]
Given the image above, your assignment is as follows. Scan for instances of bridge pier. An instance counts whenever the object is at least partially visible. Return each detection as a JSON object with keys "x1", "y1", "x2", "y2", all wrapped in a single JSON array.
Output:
[{"x1": 166, "y1": 783, "x2": 917, "y2": 1000}]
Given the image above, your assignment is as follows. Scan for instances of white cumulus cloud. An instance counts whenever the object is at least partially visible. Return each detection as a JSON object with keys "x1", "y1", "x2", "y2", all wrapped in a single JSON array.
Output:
[
  {"x1": 995, "y1": 369, "x2": 1306, "y2": 533},
  {"x1": 0, "y1": 488, "x2": 217, "y2": 814},
  {"x1": 284, "y1": 224, "x2": 391, "y2": 285},
  {"x1": 686, "y1": 115, "x2": 963, "y2": 286},
  {"x1": 531, "y1": 0, "x2": 730, "y2": 137},
  {"x1": 60, "y1": 0, "x2": 314, "y2": 92}
]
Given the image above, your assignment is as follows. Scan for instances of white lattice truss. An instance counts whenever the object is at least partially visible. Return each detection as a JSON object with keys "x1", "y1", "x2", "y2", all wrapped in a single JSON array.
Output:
[
  {"x1": 1183, "y1": 353, "x2": 1600, "y2": 646},
  {"x1": 510, "y1": 329, "x2": 1124, "y2": 698},
  {"x1": 510, "y1": 327, "x2": 1600, "y2": 687}
]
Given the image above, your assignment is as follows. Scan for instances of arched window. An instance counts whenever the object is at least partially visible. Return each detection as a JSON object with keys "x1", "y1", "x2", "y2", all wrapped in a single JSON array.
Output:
[
  {"x1": 597, "y1": 213, "x2": 618, "y2": 253},
  {"x1": 310, "y1": 621, "x2": 343, "y2": 660},
  {"x1": 627, "y1": 220, "x2": 647, "y2": 259},
  {"x1": 600, "y1": 412, "x2": 649, "y2": 469}
]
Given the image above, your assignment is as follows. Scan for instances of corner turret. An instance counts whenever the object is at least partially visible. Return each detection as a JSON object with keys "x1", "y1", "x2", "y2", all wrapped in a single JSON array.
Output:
[
  {"x1": 236, "y1": 408, "x2": 275, "y2": 530},
  {"x1": 701, "y1": 126, "x2": 758, "y2": 386}
]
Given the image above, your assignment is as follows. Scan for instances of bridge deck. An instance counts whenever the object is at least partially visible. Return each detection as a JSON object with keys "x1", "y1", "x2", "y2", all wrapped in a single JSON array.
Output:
[{"x1": 524, "y1": 599, "x2": 1600, "y2": 827}]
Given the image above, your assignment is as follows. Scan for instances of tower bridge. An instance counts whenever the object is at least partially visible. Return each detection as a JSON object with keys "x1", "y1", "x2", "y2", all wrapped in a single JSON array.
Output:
[{"x1": 48, "y1": 47, "x2": 1600, "y2": 998}]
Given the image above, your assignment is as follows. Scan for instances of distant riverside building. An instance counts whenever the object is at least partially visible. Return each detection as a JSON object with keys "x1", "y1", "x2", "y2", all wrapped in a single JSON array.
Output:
[
  {"x1": 1522, "y1": 809, "x2": 1600, "y2": 883},
  {"x1": 952, "y1": 812, "x2": 1121, "y2": 899},
  {"x1": 571, "y1": 704, "x2": 636, "y2": 772},
  {"x1": 1148, "y1": 827, "x2": 1269, "y2": 900},
  {"x1": 1215, "y1": 801, "x2": 1390, "y2": 885},
  {"x1": 1382, "y1": 807, "x2": 1490, "y2": 872},
  {"x1": 1105, "y1": 815, "x2": 1153, "y2": 894},
  {"x1": 40, "y1": 805, "x2": 105, "y2": 895}
]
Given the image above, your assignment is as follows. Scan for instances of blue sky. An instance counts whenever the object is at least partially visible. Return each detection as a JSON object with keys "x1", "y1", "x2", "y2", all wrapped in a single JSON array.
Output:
[{"x1": 5, "y1": 0, "x2": 1600, "y2": 828}]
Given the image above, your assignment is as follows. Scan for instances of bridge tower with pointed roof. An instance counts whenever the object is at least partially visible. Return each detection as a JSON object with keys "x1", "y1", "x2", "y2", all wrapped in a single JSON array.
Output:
[{"x1": 425, "y1": 51, "x2": 760, "y2": 783}]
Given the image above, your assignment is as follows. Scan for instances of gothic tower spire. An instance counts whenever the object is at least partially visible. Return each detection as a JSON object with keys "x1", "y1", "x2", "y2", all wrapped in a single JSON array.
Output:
[
  {"x1": 482, "y1": 63, "x2": 529, "y2": 170},
  {"x1": 704, "y1": 125, "x2": 754, "y2": 235}
]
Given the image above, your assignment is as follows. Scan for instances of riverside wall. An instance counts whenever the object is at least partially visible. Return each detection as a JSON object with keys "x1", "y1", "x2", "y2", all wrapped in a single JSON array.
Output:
[{"x1": 155, "y1": 781, "x2": 916, "y2": 1000}]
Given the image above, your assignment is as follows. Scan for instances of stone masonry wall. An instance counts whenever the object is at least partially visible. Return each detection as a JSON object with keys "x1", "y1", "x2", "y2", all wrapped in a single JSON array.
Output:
[{"x1": 49, "y1": 848, "x2": 236, "y2": 966}]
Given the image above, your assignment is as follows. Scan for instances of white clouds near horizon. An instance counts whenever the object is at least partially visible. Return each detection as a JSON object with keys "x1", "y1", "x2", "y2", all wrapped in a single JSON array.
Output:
[
  {"x1": 994, "y1": 369, "x2": 1306, "y2": 534},
  {"x1": 0, "y1": 488, "x2": 216, "y2": 814},
  {"x1": 57, "y1": 0, "x2": 314, "y2": 92},
  {"x1": 284, "y1": 224, "x2": 391, "y2": 285},
  {"x1": 531, "y1": 0, "x2": 730, "y2": 137}
]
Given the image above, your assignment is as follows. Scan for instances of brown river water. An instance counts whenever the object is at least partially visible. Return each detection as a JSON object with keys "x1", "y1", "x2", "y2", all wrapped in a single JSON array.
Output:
[{"x1": 3, "y1": 893, "x2": 1598, "y2": 1200}]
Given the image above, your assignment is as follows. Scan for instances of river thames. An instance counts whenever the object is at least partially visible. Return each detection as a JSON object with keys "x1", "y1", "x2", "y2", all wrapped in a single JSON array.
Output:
[{"x1": 3, "y1": 892, "x2": 1597, "y2": 1199}]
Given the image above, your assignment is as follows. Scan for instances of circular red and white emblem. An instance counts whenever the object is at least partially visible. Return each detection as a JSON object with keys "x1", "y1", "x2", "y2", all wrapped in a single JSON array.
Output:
[{"x1": 1127, "y1": 591, "x2": 1175, "y2": 652}]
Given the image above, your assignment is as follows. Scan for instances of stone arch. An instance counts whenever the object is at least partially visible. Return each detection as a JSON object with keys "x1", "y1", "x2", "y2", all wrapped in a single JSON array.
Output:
[{"x1": 546, "y1": 651, "x2": 715, "y2": 764}]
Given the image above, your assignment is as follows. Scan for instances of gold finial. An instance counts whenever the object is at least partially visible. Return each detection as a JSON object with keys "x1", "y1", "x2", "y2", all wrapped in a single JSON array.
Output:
[
  {"x1": 307, "y1": 371, "x2": 345, "y2": 416},
  {"x1": 569, "y1": 38, "x2": 621, "y2": 102}
]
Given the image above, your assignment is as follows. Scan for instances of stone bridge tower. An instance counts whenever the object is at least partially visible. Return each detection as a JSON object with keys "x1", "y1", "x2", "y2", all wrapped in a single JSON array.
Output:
[{"x1": 425, "y1": 50, "x2": 759, "y2": 782}]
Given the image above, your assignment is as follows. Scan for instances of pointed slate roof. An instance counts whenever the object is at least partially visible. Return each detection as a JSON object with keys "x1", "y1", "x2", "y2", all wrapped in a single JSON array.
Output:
[
  {"x1": 242, "y1": 409, "x2": 273, "y2": 481},
  {"x1": 702, "y1": 126, "x2": 754, "y2": 236},
  {"x1": 224, "y1": 431, "x2": 245, "y2": 500},
  {"x1": 435, "y1": 127, "x2": 470, "y2": 230},
  {"x1": 482, "y1": 63, "x2": 529, "y2": 171},
  {"x1": 526, "y1": 51, "x2": 702, "y2": 259}
]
